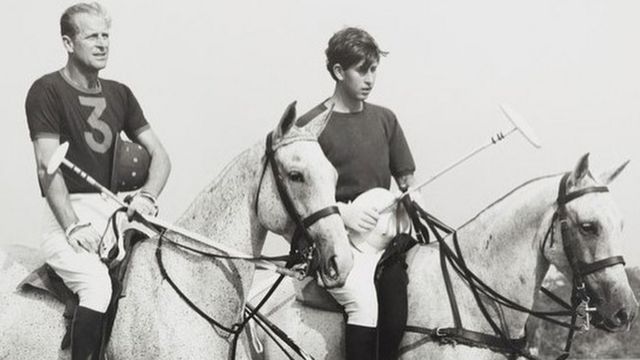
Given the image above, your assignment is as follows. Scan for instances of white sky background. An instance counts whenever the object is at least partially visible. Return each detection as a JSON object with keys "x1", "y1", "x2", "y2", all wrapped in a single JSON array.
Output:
[{"x1": 1, "y1": 0, "x2": 639, "y2": 265}]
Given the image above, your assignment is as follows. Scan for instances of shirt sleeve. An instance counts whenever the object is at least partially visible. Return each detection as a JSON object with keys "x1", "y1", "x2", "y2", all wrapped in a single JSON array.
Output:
[
  {"x1": 122, "y1": 85, "x2": 150, "y2": 139},
  {"x1": 387, "y1": 111, "x2": 416, "y2": 177},
  {"x1": 25, "y1": 80, "x2": 60, "y2": 141}
]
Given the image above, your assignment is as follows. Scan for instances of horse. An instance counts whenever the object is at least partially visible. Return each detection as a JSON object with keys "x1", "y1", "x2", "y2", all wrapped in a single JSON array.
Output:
[
  {"x1": 256, "y1": 153, "x2": 638, "y2": 360},
  {"x1": 0, "y1": 101, "x2": 354, "y2": 360}
]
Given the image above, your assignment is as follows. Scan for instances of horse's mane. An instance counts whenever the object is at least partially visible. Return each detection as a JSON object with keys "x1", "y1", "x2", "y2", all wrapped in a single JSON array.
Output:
[{"x1": 455, "y1": 172, "x2": 565, "y2": 232}]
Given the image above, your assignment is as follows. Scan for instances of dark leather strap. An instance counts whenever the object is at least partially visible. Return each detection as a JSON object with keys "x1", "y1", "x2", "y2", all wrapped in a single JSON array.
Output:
[
  {"x1": 578, "y1": 256, "x2": 625, "y2": 276},
  {"x1": 302, "y1": 205, "x2": 340, "y2": 228},
  {"x1": 404, "y1": 325, "x2": 528, "y2": 353}
]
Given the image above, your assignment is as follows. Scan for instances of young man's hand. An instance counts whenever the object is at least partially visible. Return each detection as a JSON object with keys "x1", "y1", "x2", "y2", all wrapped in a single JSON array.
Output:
[
  {"x1": 66, "y1": 223, "x2": 101, "y2": 254},
  {"x1": 338, "y1": 202, "x2": 380, "y2": 233}
]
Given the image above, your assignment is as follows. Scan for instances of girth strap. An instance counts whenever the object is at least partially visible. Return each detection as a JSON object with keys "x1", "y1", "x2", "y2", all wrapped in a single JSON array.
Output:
[{"x1": 404, "y1": 325, "x2": 528, "y2": 353}]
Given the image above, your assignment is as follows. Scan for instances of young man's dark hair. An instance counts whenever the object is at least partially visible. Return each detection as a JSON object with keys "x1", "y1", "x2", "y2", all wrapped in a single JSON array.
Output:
[
  {"x1": 298, "y1": 26, "x2": 417, "y2": 360},
  {"x1": 325, "y1": 27, "x2": 388, "y2": 81}
]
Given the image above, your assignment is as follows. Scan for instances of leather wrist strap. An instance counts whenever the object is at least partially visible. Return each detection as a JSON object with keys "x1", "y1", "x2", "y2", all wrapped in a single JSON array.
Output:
[
  {"x1": 65, "y1": 221, "x2": 91, "y2": 237},
  {"x1": 138, "y1": 190, "x2": 158, "y2": 204}
]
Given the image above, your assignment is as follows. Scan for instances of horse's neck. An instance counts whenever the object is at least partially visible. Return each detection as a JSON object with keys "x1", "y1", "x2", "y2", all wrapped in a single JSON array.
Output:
[
  {"x1": 425, "y1": 175, "x2": 558, "y2": 334},
  {"x1": 456, "y1": 175, "x2": 557, "y2": 287},
  {"x1": 177, "y1": 143, "x2": 266, "y2": 256}
]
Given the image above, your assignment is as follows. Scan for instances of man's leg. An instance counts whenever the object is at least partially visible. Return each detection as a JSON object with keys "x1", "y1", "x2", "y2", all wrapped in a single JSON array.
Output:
[
  {"x1": 376, "y1": 256, "x2": 408, "y2": 360},
  {"x1": 71, "y1": 306, "x2": 104, "y2": 360},
  {"x1": 376, "y1": 234, "x2": 413, "y2": 360},
  {"x1": 345, "y1": 324, "x2": 377, "y2": 360}
]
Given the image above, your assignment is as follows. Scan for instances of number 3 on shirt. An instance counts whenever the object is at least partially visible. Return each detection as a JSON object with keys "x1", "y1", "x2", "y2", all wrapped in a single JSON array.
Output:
[{"x1": 79, "y1": 96, "x2": 113, "y2": 154}]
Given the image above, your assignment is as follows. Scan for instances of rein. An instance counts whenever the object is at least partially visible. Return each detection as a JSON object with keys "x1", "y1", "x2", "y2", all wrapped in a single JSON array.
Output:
[
  {"x1": 150, "y1": 131, "x2": 338, "y2": 360},
  {"x1": 403, "y1": 173, "x2": 625, "y2": 360},
  {"x1": 255, "y1": 132, "x2": 340, "y2": 271}
]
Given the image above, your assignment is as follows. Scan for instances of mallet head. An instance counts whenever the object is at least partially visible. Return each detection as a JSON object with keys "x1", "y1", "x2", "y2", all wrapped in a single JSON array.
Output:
[
  {"x1": 47, "y1": 142, "x2": 70, "y2": 175},
  {"x1": 499, "y1": 104, "x2": 542, "y2": 149}
]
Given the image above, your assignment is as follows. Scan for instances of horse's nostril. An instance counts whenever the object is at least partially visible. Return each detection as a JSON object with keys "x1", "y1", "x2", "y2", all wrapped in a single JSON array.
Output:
[
  {"x1": 327, "y1": 256, "x2": 338, "y2": 280},
  {"x1": 615, "y1": 308, "x2": 629, "y2": 325}
]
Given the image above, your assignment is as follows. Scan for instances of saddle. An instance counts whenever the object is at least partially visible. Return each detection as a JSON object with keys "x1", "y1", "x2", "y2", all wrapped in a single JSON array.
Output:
[
  {"x1": 295, "y1": 233, "x2": 417, "y2": 313},
  {"x1": 17, "y1": 229, "x2": 149, "y2": 352}
]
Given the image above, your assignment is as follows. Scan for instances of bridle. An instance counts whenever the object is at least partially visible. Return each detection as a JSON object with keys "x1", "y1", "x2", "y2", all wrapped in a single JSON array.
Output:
[
  {"x1": 540, "y1": 172, "x2": 625, "y2": 359},
  {"x1": 553, "y1": 172, "x2": 625, "y2": 286},
  {"x1": 255, "y1": 131, "x2": 341, "y2": 273},
  {"x1": 149, "y1": 131, "x2": 340, "y2": 360},
  {"x1": 403, "y1": 172, "x2": 626, "y2": 360}
]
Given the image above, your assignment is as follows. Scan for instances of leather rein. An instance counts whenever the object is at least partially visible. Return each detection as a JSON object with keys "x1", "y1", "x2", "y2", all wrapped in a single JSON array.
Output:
[
  {"x1": 152, "y1": 131, "x2": 339, "y2": 360},
  {"x1": 404, "y1": 173, "x2": 625, "y2": 360}
]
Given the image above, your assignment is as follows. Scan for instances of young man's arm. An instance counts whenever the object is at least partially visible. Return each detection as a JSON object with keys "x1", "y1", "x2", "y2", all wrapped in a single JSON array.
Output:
[
  {"x1": 394, "y1": 173, "x2": 415, "y2": 192},
  {"x1": 32, "y1": 137, "x2": 101, "y2": 253},
  {"x1": 126, "y1": 128, "x2": 171, "y2": 218}
]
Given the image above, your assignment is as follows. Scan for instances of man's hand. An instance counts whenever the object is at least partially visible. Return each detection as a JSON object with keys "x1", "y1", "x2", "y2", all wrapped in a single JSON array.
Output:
[
  {"x1": 66, "y1": 222, "x2": 101, "y2": 254},
  {"x1": 126, "y1": 191, "x2": 159, "y2": 220},
  {"x1": 338, "y1": 202, "x2": 380, "y2": 233}
]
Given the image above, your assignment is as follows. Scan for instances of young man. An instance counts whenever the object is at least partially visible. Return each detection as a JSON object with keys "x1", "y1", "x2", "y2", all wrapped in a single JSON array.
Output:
[
  {"x1": 25, "y1": 3, "x2": 171, "y2": 359},
  {"x1": 297, "y1": 27, "x2": 416, "y2": 360}
]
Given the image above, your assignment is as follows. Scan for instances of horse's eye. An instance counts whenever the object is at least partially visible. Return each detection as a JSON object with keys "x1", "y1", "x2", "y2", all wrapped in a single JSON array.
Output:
[
  {"x1": 288, "y1": 171, "x2": 304, "y2": 183},
  {"x1": 579, "y1": 222, "x2": 599, "y2": 236}
]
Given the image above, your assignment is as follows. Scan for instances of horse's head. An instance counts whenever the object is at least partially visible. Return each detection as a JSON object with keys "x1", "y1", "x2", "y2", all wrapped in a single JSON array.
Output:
[
  {"x1": 544, "y1": 153, "x2": 638, "y2": 332},
  {"x1": 256, "y1": 102, "x2": 353, "y2": 288}
]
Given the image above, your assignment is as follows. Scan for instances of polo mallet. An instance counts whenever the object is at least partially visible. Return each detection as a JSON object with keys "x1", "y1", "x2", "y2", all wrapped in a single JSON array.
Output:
[
  {"x1": 46, "y1": 143, "x2": 301, "y2": 277},
  {"x1": 381, "y1": 103, "x2": 541, "y2": 212}
]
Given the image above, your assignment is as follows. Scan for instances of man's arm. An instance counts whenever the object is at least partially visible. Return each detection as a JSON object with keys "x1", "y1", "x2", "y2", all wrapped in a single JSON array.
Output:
[
  {"x1": 394, "y1": 173, "x2": 415, "y2": 192},
  {"x1": 134, "y1": 128, "x2": 171, "y2": 197},
  {"x1": 33, "y1": 137, "x2": 78, "y2": 230},
  {"x1": 126, "y1": 128, "x2": 171, "y2": 218},
  {"x1": 33, "y1": 137, "x2": 101, "y2": 253}
]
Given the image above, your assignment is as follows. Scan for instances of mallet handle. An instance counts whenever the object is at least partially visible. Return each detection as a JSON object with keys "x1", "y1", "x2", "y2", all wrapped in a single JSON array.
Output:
[{"x1": 379, "y1": 126, "x2": 518, "y2": 213}]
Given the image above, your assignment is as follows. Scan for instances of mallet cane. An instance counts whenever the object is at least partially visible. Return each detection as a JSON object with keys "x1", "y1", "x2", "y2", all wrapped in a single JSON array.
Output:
[
  {"x1": 380, "y1": 103, "x2": 542, "y2": 213},
  {"x1": 46, "y1": 143, "x2": 301, "y2": 277}
]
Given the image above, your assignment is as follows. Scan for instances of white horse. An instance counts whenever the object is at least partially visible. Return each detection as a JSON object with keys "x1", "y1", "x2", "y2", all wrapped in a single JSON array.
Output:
[
  {"x1": 0, "y1": 102, "x2": 354, "y2": 359},
  {"x1": 257, "y1": 154, "x2": 638, "y2": 359}
]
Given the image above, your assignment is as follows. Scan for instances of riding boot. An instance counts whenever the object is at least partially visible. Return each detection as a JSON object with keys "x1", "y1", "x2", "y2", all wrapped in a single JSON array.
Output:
[
  {"x1": 376, "y1": 235, "x2": 413, "y2": 360},
  {"x1": 345, "y1": 324, "x2": 377, "y2": 360},
  {"x1": 71, "y1": 306, "x2": 104, "y2": 360}
]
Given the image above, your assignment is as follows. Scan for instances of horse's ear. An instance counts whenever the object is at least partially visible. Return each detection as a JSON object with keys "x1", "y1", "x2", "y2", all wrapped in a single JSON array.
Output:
[
  {"x1": 599, "y1": 159, "x2": 630, "y2": 185},
  {"x1": 570, "y1": 153, "x2": 591, "y2": 184},
  {"x1": 273, "y1": 101, "x2": 297, "y2": 142},
  {"x1": 299, "y1": 103, "x2": 335, "y2": 138}
]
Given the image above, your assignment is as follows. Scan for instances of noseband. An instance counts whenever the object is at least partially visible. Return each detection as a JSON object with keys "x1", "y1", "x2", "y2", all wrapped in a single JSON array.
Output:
[
  {"x1": 554, "y1": 172, "x2": 625, "y2": 282},
  {"x1": 255, "y1": 131, "x2": 340, "y2": 271}
]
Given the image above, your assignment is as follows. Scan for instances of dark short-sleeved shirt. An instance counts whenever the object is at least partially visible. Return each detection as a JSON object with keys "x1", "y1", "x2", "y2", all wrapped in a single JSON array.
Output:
[
  {"x1": 26, "y1": 70, "x2": 150, "y2": 194},
  {"x1": 297, "y1": 102, "x2": 415, "y2": 202}
]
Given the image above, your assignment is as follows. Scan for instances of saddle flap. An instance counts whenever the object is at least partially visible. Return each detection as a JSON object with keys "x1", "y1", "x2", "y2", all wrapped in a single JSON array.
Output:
[
  {"x1": 294, "y1": 277, "x2": 343, "y2": 313},
  {"x1": 17, "y1": 264, "x2": 75, "y2": 304}
]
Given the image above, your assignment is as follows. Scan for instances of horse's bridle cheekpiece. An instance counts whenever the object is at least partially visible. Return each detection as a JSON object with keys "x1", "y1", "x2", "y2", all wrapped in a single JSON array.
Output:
[
  {"x1": 256, "y1": 131, "x2": 341, "y2": 274},
  {"x1": 555, "y1": 172, "x2": 625, "y2": 282}
]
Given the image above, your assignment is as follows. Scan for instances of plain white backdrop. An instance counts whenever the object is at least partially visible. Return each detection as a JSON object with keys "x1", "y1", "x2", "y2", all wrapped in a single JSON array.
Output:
[{"x1": 2, "y1": 0, "x2": 639, "y2": 265}]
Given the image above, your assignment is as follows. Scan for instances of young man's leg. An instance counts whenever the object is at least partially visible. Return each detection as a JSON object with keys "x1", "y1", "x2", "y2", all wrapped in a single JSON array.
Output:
[
  {"x1": 376, "y1": 235, "x2": 414, "y2": 360},
  {"x1": 345, "y1": 324, "x2": 377, "y2": 360}
]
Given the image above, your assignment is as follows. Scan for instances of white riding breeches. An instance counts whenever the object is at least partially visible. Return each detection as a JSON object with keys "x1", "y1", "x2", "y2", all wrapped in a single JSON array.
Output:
[
  {"x1": 40, "y1": 194, "x2": 119, "y2": 313},
  {"x1": 326, "y1": 242, "x2": 384, "y2": 327}
]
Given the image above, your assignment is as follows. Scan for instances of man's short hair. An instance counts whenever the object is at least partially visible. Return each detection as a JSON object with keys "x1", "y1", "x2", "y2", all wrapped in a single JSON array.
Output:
[
  {"x1": 325, "y1": 27, "x2": 388, "y2": 81},
  {"x1": 60, "y1": 2, "x2": 111, "y2": 38}
]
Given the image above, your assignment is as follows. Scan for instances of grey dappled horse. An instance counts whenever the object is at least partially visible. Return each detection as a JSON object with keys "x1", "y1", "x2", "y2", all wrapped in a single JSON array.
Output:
[
  {"x1": 257, "y1": 154, "x2": 638, "y2": 360},
  {"x1": 0, "y1": 102, "x2": 353, "y2": 359}
]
